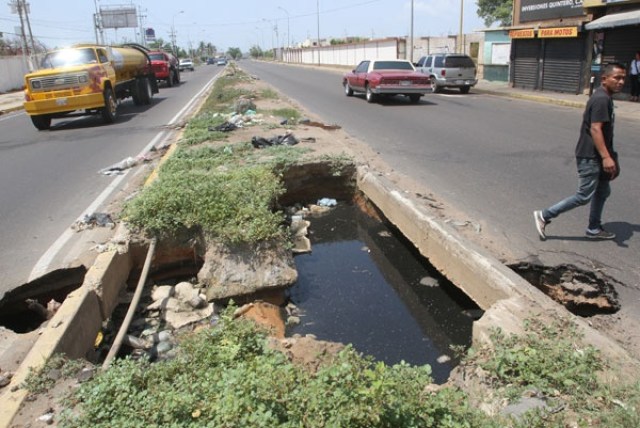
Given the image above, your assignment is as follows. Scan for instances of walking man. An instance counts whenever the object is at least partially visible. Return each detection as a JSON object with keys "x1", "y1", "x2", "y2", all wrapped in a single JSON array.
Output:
[{"x1": 533, "y1": 62, "x2": 625, "y2": 241}]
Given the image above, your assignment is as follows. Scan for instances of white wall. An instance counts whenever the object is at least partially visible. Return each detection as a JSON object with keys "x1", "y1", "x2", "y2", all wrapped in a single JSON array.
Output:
[
  {"x1": 282, "y1": 38, "x2": 401, "y2": 67},
  {"x1": 0, "y1": 56, "x2": 29, "y2": 92}
]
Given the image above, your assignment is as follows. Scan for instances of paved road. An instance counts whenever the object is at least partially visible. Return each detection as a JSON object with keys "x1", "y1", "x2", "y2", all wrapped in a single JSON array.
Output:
[
  {"x1": 241, "y1": 60, "x2": 640, "y2": 315},
  {"x1": 0, "y1": 65, "x2": 223, "y2": 297}
]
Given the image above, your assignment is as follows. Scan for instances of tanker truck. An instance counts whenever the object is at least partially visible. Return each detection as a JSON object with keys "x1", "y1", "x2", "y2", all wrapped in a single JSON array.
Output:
[{"x1": 23, "y1": 43, "x2": 159, "y2": 130}]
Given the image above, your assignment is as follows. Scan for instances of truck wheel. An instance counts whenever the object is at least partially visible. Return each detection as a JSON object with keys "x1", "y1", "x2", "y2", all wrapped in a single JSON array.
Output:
[
  {"x1": 408, "y1": 94, "x2": 421, "y2": 103},
  {"x1": 31, "y1": 115, "x2": 51, "y2": 130},
  {"x1": 430, "y1": 77, "x2": 441, "y2": 93},
  {"x1": 139, "y1": 77, "x2": 153, "y2": 105},
  {"x1": 166, "y1": 70, "x2": 175, "y2": 87},
  {"x1": 174, "y1": 70, "x2": 181, "y2": 84},
  {"x1": 365, "y1": 84, "x2": 376, "y2": 103},
  {"x1": 101, "y1": 89, "x2": 117, "y2": 124},
  {"x1": 460, "y1": 85, "x2": 470, "y2": 94}
]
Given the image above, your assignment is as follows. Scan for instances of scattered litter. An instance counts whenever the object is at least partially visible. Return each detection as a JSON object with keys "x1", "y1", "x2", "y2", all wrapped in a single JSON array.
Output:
[
  {"x1": 280, "y1": 119, "x2": 289, "y2": 125},
  {"x1": 251, "y1": 133, "x2": 299, "y2": 148},
  {"x1": 299, "y1": 118, "x2": 341, "y2": 130},
  {"x1": 317, "y1": 198, "x2": 337, "y2": 207},
  {"x1": 245, "y1": 109, "x2": 257, "y2": 116},
  {"x1": 73, "y1": 212, "x2": 115, "y2": 231},
  {"x1": 99, "y1": 155, "x2": 149, "y2": 175},
  {"x1": 300, "y1": 137, "x2": 316, "y2": 143},
  {"x1": 209, "y1": 121, "x2": 238, "y2": 132},
  {"x1": 234, "y1": 97, "x2": 256, "y2": 114}
]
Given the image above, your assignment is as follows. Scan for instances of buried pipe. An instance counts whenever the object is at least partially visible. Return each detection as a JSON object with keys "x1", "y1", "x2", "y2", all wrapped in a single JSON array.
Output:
[{"x1": 102, "y1": 238, "x2": 157, "y2": 370}]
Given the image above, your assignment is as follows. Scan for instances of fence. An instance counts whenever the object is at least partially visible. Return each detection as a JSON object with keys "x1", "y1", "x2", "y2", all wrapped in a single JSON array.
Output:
[{"x1": 0, "y1": 56, "x2": 30, "y2": 92}]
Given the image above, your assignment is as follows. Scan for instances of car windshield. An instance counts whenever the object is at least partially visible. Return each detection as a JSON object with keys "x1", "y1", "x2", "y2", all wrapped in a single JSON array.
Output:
[
  {"x1": 444, "y1": 56, "x2": 475, "y2": 68},
  {"x1": 40, "y1": 48, "x2": 98, "y2": 69},
  {"x1": 149, "y1": 53, "x2": 166, "y2": 61},
  {"x1": 372, "y1": 61, "x2": 414, "y2": 71}
]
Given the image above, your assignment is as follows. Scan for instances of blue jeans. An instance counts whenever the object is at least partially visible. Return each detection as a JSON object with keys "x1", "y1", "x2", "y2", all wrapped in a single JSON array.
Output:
[{"x1": 542, "y1": 158, "x2": 611, "y2": 231}]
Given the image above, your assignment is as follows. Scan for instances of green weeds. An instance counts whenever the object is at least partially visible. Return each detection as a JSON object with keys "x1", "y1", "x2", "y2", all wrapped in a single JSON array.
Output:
[{"x1": 59, "y1": 306, "x2": 489, "y2": 428}]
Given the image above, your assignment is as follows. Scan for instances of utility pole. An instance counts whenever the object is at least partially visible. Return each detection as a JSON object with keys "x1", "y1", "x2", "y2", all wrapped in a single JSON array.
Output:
[
  {"x1": 410, "y1": 0, "x2": 414, "y2": 63},
  {"x1": 458, "y1": 0, "x2": 464, "y2": 54},
  {"x1": 9, "y1": 0, "x2": 30, "y2": 69},
  {"x1": 93, "y1": 0, "x2": 104, "y2": 44}
]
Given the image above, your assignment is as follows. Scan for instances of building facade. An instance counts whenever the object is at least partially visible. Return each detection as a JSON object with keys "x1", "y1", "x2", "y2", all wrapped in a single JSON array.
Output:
[{"x1": 509, "y1": 0, "x2": 640, "y2": 95}]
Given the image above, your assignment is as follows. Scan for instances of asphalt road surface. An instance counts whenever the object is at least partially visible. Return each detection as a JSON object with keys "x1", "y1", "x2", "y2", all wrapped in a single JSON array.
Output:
[
  {"x1": 0, "y1": 64, "x2": 223, "y2": 297},
  {"x1": 240, "y1": 60, "x2": 640, "y2": 314}
]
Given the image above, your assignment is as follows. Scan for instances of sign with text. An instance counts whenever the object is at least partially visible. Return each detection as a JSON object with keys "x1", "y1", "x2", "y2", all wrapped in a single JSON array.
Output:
[
  {"x1": 520, "y1": 0, "x2": 585, "y2": 22},
  {"x1": 509, "y1": 29, "x2": 536, "y2": 38},
  {"x1": 583, "y1": 0, "x2": 637, "y2": 6},
  {"x1": 538, "y1": 26, "x2": 579, "y2": 37}
]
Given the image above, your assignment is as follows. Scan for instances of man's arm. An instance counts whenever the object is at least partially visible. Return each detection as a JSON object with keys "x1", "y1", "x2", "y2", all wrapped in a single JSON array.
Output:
[{"x1": 590, "y1": 121, "x2": 616, "y2": 178}]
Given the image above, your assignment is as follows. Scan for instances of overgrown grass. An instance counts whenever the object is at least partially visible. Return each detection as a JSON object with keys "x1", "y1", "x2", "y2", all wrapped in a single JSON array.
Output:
[
  {"x1": 58, "y1": 306, "x2": 490, "y2": 428},
  {"x1": 22, "y1": 354, "x2": 84, "y2": 394},
  {"x1": 122, "y1": 142, "x2": 310, "y2": 243},
  {"x1": 464, "y1": 317, "x2": 640, "y2": 426},
  {"x1": 269, "y1": 107, "x2": 301, "y2": 124},
  {"x1": 259, "y1": 87, "x2": 279, "y2": 100}
]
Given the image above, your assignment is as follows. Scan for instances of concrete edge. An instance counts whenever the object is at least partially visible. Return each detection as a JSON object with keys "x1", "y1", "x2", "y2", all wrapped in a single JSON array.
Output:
[
  {"x1": 0, "y1": 105, "x2": 24, "y2": 115},
  {"x1": 0, "y1": 248, "x2": 133, "y2": 428},
  {"x1": 474, "y1": 87, "x2": 586, "y2": 109},
  {"x1": 357, "y1": 165, "x2": 640, "y2": 372}
]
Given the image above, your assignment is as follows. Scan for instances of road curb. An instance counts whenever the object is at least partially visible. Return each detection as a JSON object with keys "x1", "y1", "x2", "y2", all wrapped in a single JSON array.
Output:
[{"x1": 474, "y1": 88, "x2": 586, "y2": 109}]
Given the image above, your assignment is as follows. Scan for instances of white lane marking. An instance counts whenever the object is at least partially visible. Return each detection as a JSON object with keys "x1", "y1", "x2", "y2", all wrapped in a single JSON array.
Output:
[{"x1": 28, "y1": 73, "x2": 220, "y2": 281}]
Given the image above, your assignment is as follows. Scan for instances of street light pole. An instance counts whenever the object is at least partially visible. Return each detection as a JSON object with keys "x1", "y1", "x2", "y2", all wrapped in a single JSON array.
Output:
[
  {"x1": 278, "y1": 6, "x2": 290, "y2": 48},
  {"x1": 458, "y1": 0, "x2": 464, "y2": 53},
  {"x1": 316, "y1": 0, "x2": 320, "y2": 65},
  {"x1": 410, "y1": 0, "x2": 414, "y2": 63},
  {"x1": 172, "y1": 10, "x2": 184, "y2": 57}
]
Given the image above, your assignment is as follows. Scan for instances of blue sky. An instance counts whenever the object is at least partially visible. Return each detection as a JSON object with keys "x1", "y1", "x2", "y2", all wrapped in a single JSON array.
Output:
[{"x1": 1, "y1": 1, "x2": 488, "y2": 52}]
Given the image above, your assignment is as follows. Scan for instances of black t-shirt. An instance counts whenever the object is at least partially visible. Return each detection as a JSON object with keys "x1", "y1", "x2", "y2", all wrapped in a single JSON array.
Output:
[{"x1": 575, "y1": 86, "x2": 614, "y2": 159}]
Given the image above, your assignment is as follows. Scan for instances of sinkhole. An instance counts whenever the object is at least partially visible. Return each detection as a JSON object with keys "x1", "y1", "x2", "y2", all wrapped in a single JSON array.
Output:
[
  {"x1": 287, "y1": 202, "x2": 479, "y2": 384},
  {"x1": 0, "y1": 267, "x2": 86, "y2": 333}
]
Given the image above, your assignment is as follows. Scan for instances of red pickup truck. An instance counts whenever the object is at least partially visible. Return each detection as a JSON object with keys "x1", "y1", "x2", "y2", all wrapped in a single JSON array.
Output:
[{"x1": 148, "y1": 50, "x2": 180, "y2": 87}]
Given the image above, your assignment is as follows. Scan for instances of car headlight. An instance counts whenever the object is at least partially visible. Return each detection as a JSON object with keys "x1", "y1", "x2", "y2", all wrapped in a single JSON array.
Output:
[
  {"x1": 31, "y1": 80, "x2": 42, "y2": 89},
  {"x1": 78, "y1": 74, "x2": 89, "y2": 84}
]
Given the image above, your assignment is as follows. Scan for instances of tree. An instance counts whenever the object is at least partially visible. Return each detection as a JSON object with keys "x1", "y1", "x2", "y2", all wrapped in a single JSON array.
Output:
[
  {"x1": 477, "y1": 0, "x2": 513, "y2": 27},
  {"x1": 227, "y1": 47, "x2": 242, "y2": 60}
]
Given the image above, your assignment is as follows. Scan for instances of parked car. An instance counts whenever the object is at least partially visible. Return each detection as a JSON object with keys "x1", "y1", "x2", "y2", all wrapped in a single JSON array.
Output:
[
  {"x1": 148, "y1": 50, "x2": 180, "y2": 87},
  {"x1": 216, "y1": 58, "x2": 227, "y2": 66},
  {"x1": 206, "y1": 57, "x2": 216, "y2": 65},
  {"x1": 343, "y1": 60, "x2": 431, "y2": 103},
  {"x1": 179, "y1": 58, "x2": 195, "y2": 72},
  {"x1": 415, "y1": 53, "x2": 477, "y2": 94}
]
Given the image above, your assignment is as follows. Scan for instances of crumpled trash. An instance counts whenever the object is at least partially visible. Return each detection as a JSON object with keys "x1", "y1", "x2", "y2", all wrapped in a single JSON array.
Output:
[
  {"x1": 209, "y1": 121, "x2": 238, "y2": 132},
  {"x1": 251, "y1": 133, "x2": 299, "y2": 148},
  {"x1": 73, "y1": 212, "x2": 116, "y2": 231},
  {"x1": 99, "y1": 155, "x2": 149, "y2": 175},
  {"x1": 317, "y1": 198, "x2": 337, "y2": 207},
  {"x1": 299, "y1": 118, "x2": 341, "y2": 130}
]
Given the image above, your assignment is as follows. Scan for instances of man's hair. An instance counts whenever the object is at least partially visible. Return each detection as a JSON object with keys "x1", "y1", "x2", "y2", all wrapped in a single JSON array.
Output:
[{"x1": 602, "y1": 62, "x2": 626, "y2": 75}]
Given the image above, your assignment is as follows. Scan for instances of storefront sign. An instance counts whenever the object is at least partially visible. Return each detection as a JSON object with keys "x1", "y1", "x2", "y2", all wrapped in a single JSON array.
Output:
[
  {"x1": 583, "y1": 0, "x2": 637, "y2": 6},
  {"x1": 538, "y1": 26, "x2": 579, "y2": 37},
  {"x1": 509, "y1": 29, "x2": 536, "y2": 38},
  {"x1": 520, "y1": 0, "x2": 585, "y2": 22}
]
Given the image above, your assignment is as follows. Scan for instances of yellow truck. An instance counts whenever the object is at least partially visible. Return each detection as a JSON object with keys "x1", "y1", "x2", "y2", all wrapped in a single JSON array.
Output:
[{"x1": 23, "y1": 43, "x2": 159, "y2": 130}]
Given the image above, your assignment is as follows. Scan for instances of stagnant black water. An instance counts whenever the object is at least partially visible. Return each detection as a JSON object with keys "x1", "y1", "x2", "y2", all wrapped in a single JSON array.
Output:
[{"x1": 287, "y1": 203, "x2": 479, "y2": 384}]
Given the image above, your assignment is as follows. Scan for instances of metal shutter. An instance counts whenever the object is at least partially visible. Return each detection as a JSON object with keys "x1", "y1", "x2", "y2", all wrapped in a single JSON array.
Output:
[
  {"x1": 513, "y1": 39, "x2": 541, "y2": 90},
  {"x1": 602, "y1": 26, "x2": 640, "y2": 94},
  {"x1": 542, "y1": 37, "x2": 585, "y2": 94}
]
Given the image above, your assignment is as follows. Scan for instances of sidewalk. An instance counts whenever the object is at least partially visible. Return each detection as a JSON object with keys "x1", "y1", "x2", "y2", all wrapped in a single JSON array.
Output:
[{"x1": 2, "y1": 80, "x2": 639, "y2": 118}]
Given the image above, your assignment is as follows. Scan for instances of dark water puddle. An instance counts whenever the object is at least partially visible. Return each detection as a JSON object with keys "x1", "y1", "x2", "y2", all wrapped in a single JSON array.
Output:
[{"x1": 287, "y1": 203, "x2": 479, "y2": 384}]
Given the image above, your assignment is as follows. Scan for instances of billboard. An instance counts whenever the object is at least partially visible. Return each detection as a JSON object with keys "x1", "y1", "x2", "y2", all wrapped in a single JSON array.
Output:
[
  {"x1": 100, "y1": 6, "x2": 138, "y2": 29},
  {"x1": 520, "y1": 0, "x2": 585, "y2": 22}
]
